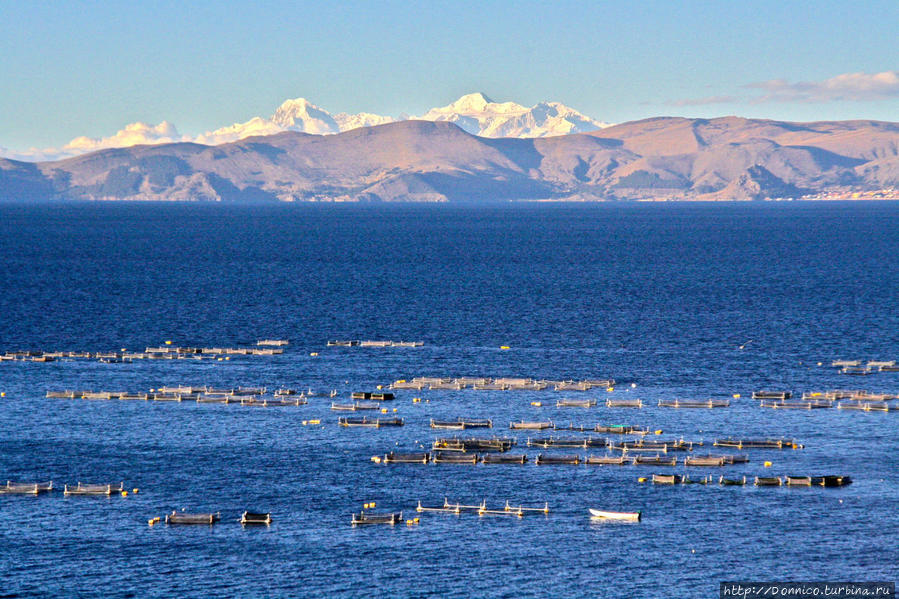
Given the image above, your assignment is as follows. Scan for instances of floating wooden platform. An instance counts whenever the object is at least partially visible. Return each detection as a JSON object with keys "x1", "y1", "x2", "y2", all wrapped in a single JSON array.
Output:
[
  {"x1": 754, "y1": 476, "x2": 783, "y2": 486},
  {"x1": 556, "y1": 399, "x2": 596, "y2": 408},
  {"x1": 606, "y1": 399, "x2": 642, "y2": 408},
  {"x1": 633, "y1": 455, "x2": 677, "y2": 466},
  {"x1": 330, "y1": 340, "x2": 423, "y2": 347},
  {"x1": 430, "y1": 418, "x2": 492, "y2": 430},
  {"x1": 611, "y1": 439, "x2": 697, "y2": 452},
  {"x1": 595, "y1": 425, "x2": 649, "y2": 435},
  {"x1": 584, "y1": 455, "x2": 630, "y2": 466},
  {"x1": 589, "y1": 508, "x2": 641, "y2": 521},
  {"x1": 351, "y1": 511, "x2": 403, "y2": 526},
  {"x1": 527, "y1": 437, "x2": 607, "y2": 449},
  {"x1": 431, "y1": 452, "x2": 478, "y2": 465},
  {"x1": 651, "y1": 474, "x2": 682, "y2": 484},
  {"x1": 433, "y1": 438, "x2": 516, "y2": 453},
  {"x1": 165, "y1": 511, "x2": 220, "y2": 525},
  {"x1": 752, "y1": 391, "x2": 792, "y2": 400},
  {"x1": 339, "y1": 417, "x2": 403, "y2": 428},
  {"x1": 390, "y1": 376, "x2": 614, "y2": 392},
  {"x1": 760, "y1": 400, "x2": 833, "y2": 409},
  {"x1": 684, "y1": 454, "x2": 748, "y2": 467},
  {"x1": 382, "y1": 452, "x2": 429, "y2": 464},
  {"x1": 481, "y1": 454, "x2": 528, "y2": 464},
  {"x1": 535, "y1": 454, "x2": 580, "y2": 465},
  {"x1": 713, "y1": 438, "x2": 797, "y2": 449},
  {"x1": 64, "y1": 482, "x2": 124, "y2": 496},
  {"x1": 351, "y1": 392, "x2": 395, "y2": 401},
  {"x1": 682, "y1": 475, "x2": 714, "y2": 485},
  {"x1": 719, "y1": 476, "x2": 747, "y2": 486},
  {"x1": 0, "y1": 481, "x2": 53, "y2": 495},
  {"x1": 240, "y1": 511, "x2": 272, "y2": 525},
  {"x1": 658, "y1": 399, "x2": 730, "y2": 408},
  {"x1": 331, "y1": 401, "x2": 381, "y2": 411},
  {"x1": 510, "y1": 421, "x2": 553, "y2": 430},
  {"x1": 838, "y1": 401, "x2": 895, "y2": 412}
]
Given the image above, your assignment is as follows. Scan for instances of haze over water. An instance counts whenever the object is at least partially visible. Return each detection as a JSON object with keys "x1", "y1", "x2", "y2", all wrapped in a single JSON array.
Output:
[{"x1": 1, "y1": 202, "x2": 897, "y2": 598}]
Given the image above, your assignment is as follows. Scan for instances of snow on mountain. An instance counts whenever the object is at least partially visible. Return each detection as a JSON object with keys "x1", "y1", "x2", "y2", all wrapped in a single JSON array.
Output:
[
  {"x1": 4, "y1": 94, "x2": 610, "y2": 161},
  {"x1": 333, "y1": 112, "x2": 395, "y2": 131},
  {"x1": 271, "y1": 98, "x2": 341, "y2": 133},
  {"x1": 418, "y1": 93, "x2": 610, "y2": 138}
]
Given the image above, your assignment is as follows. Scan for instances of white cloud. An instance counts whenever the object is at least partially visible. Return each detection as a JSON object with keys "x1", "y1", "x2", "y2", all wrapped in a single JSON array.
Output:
[
  {"x1": 194, "y1": 116, "x2": 286, "y2": 145},
  {"x1": 745, "y1": 71, "x2": 899, "y2": 103},
  {"x1": 63, "y1": 121, "x2": 185, "y2": 153},
  {"x1": 1, "y1": 121, "x2": 188, "y2": 162}
]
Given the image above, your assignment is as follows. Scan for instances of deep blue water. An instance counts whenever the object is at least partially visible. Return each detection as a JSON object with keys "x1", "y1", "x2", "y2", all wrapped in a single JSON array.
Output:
[{"x1": 0, "y1": 202, "x2": 897, "y2": 598}]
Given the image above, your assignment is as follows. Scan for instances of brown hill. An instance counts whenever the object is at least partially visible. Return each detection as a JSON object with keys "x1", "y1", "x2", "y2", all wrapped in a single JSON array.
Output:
[{"x1": 1, "y1": 117, "x2": 897, "y2": 202}]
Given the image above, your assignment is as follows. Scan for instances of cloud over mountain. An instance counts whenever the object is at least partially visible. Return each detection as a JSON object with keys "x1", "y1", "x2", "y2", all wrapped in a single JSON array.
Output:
[{"x1": 745, "y1": 71, "x2": 899, "y2": 103}]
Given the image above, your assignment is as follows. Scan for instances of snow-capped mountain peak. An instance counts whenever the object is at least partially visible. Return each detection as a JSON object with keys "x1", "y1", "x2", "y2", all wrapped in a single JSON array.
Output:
[
  {"x1": 418, "y1": 93, "x2": 609, "y2": 138},
  {"x1": 271, "y1": 98, "x2": 340, "y2": 134}
]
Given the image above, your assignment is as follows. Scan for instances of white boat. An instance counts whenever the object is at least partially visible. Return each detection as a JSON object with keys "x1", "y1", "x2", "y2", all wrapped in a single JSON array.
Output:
[{"x1": 589, "y1": 508, "x2": 641, "y2": 521}]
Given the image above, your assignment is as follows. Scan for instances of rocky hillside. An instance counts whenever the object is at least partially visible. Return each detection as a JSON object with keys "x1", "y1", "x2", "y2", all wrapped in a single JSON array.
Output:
[{"x1": 1, "y1": 117, "x2": 897, "y2": 202}]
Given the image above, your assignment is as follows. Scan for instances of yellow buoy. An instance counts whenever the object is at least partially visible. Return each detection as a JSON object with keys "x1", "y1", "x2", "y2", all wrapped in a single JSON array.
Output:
[
  {"x1": 310, "y1": 352, "x2": 318, "y2": 356},
  {"x1": 224, "y1": 356, "x2": 230, "y2": 360},
  {"x1": 148, "y1": 519, "x2": 156, "y2": 526},
  {"x1": 376, "y1": 385, "x2": 383, "y2": 390},
  {"x1": 414, "y1": 517, "x2": 419, "y2": 523},
  {"x1": 164, "y1": 340, "x2": 172, "y2": 345},
  {"x1": 413, "y1": 398, "x2": 421, "y2": 403},
  {"x1": 0, "y1": 392, "x2": 5, "y2": 397},
  {"x1": 121, "y1": 491, "x2": 128, "y2": 497},
  {"x1": 531, "y1": 401, "x2": 542, "y2": 407},
  {"x1": 500, "y1": 346, "x2": 510, "y2": 350},
  {"x1": 133, "y1": 488, "x2": 139, "y2": 494},
  {"x1": 764, "y1": 461, "x2": 772, "y2": 467},
  {"x1": 607, "y1": 387, "x2": 614, "y2": 392},
  {"x1": 638, "y1": 477, "x2": 647, "y2": 483},
  {"x1": 371, "y1": 456, "x2": 381, "y2": 463},
  {"x1": 370, "y1": 501, "x2": 376, "y2": 508},
  {"x1": 381, "y1": 408, "x2": 388, "y2": 414},
  {"x1": 392, "y1": 408, "x2": 397, "y2": 413},
  {"x1": 733, "y1": 393, "x2": 741, "y2": 399},
  {"x1": 654, "y1": 430, "x2": 663, "y2": 435},
  {"x1": 406, "y1": 519, "x2": 413, "y2": 525}
]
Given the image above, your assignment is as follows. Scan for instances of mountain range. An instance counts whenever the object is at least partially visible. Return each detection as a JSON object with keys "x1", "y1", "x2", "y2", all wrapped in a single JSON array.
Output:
[
  {"x1": 3, "y1": 93, "x2": 610, "y2": 161},
  {"x1": 1, "y1": 115, "x2": 897, "y2": 203}
]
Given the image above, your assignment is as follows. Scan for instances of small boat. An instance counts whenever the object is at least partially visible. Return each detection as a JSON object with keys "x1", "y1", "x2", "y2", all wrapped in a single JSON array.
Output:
[{"x1": 589, "y1": 509, "x2": 641, "y2": 522}]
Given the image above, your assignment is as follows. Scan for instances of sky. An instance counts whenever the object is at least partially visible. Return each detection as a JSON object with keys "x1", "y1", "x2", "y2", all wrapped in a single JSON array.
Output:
[{"x1": 1, "y1": 0, "x2": 897, "y2": 159}]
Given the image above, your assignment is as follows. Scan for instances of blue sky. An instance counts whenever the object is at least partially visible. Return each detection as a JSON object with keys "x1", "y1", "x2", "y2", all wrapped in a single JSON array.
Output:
[{"x1": 1, "y1": 0, "x2": 897, "y2": 154}]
